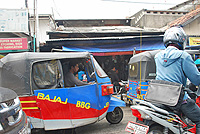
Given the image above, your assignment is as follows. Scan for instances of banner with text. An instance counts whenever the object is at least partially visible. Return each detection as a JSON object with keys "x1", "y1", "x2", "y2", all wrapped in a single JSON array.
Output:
[
  {"x1": 189, "y1": 37, "x2": 200, "y2": 46},
  {"x1": 0, "y1": 38, "x2": 28, "y2": 51},
  {"x1": 0, "y1": 9, "x2": 28, "y2": 32}
]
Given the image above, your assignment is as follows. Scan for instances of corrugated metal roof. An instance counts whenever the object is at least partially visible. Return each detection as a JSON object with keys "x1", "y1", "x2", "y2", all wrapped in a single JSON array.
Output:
[
  {"x1": 168, "y1": 7, "x2": 200, "y2": 27},
  {"x1": 52, "y1": 26, "x2": 163, "y2": 34}
]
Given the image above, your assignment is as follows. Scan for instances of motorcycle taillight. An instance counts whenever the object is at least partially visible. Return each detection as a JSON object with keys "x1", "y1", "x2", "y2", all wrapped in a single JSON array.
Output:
[{"x1": 131, "y1": 108, "x2": 143, "y2": 121}]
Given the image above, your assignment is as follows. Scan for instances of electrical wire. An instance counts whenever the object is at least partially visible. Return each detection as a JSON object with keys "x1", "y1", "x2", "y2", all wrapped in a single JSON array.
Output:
[
  {"x1": 52, "y1": 0, "x2": 62, "y2": 19},
  {"x1": 102, "y1": 0, "x2": 187, "y2": 5},
  {"x1": 51, "y1": 0, "x2": 89, "y2": 38}
]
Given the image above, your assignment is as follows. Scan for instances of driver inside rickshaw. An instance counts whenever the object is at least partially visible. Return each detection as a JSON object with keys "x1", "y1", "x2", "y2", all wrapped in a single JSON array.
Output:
[{"x1": 64, "y1": 60, "x2": 89, "y2": 87}]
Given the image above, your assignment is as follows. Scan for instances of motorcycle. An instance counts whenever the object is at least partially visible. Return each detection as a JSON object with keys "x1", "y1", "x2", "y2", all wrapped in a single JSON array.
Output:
[
  {"x1": 126, "y1": 87, "x2": 200, "y2": 134},
  {"x1": 118, "y1": 80, "x2": 128, "y2": 101}
]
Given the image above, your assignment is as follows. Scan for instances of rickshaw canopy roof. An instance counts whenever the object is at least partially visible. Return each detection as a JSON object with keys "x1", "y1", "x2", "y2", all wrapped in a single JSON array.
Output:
[
  {"x1": 128, "y1": 50, "x2": 161, "y2": 64},
  {"x1": 1, "y1": 52, "x2": 91, "y2": 65}
]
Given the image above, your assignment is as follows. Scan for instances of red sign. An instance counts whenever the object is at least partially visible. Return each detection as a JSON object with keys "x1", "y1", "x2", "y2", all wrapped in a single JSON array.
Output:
[{"x1": 0, "y1": 38, "x2": 28, "y2": 51}]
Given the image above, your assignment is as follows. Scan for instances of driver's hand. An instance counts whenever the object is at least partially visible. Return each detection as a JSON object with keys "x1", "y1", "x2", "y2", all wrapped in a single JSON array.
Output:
[{"x1": 89, "y1": 81, "x2": 96, "y2": 84}]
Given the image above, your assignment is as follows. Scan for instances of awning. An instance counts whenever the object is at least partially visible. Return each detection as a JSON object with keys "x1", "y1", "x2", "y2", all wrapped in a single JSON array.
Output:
[
  {"x1": 43, "y1": 35, "x2": 165, "y2": 55},
  {"x1": 62, "y1": 40, "x2": 164, "y2": 52},
  {"x1": 61, "y1": 36, "x2": 164, "y2": 55}
]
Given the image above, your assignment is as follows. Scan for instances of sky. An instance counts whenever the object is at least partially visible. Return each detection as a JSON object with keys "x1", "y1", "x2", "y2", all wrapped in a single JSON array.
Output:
[{"x1": 1, "y1": 0, "x2": 187, "y2": 19}]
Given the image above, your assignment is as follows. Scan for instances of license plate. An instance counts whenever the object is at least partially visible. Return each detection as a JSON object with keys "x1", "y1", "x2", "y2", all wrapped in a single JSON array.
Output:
[{"x1": 125, "y1": 121, "x2": 149, "y2": 134}]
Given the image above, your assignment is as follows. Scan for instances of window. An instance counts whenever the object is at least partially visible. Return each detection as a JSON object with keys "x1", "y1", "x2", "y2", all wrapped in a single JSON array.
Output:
[
  {"x1": 129, "y1": 63, "x2": 138, "y2": 77},
  {"x1": 32, "y1": 60, "x2": 63, "y2": 89},
  {"x1": 92, "y1": 57, "x2": 107, "y2": 78}
]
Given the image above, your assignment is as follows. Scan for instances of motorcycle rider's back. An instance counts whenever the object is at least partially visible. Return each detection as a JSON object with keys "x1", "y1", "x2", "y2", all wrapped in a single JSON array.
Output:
[{"x1": 155, "y1": 27, "x2": 200, "y2": 134}]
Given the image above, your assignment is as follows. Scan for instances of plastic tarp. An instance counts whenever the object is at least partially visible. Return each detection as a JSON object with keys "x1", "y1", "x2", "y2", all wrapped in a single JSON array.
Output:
[{"x1": 62, "y1": 37, "x2": 164, "y2": 52}]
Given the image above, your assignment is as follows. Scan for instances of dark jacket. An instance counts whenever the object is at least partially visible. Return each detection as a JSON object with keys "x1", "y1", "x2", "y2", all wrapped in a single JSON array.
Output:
[{"x1": 108, "y1": 70, "x2": 120, "y2": 86}]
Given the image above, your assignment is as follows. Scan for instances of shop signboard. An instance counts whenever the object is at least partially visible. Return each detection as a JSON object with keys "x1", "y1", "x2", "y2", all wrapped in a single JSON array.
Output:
[
  {"x1": 0, "y1": 38, "x2": 28, "y2": 51},
  {"x1": 189, "y1": 37, "x2": 200, "y2": 46},
  {"x1": 0, "y1": 9, "x2": 28, "y2": 32}
]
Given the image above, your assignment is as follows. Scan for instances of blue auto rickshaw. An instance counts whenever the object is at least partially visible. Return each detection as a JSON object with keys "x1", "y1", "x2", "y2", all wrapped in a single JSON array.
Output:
[
  {"x1": 0, "y1": 52, "x2": 125, "y2": 132},
  {"x1": 126, "y1": 50, "x2": 161, "y2": 102}
]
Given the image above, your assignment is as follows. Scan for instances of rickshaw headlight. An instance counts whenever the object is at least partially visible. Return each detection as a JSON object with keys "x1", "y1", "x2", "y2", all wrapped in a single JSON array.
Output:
[{"x1": 125, "y1": 83, "x2": 129, "y2": 91}]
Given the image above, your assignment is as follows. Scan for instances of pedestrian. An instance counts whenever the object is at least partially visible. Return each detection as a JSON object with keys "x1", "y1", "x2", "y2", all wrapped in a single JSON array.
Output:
[
  {"x1": 155, "y1": 26, "x2": 200, "y2": 133},
  {"x1": 108, "y1": 64, "x2": 120, "y2": 93}
]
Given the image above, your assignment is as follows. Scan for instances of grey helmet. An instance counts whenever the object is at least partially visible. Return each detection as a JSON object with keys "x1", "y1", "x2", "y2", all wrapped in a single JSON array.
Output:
[{"x1": 163, "y1": 27, "x2": 187, "y2": 50}]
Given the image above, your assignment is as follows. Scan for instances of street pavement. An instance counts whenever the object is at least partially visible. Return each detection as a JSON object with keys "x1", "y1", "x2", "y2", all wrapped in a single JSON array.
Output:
[{"x1": 75, "y1": 104, "x2": 136, "y2": 134}]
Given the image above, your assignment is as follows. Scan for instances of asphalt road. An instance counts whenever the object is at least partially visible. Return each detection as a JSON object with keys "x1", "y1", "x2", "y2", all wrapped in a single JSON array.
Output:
[{"x1": 75, "y1": 105, "x2": 136, "y2": 134}]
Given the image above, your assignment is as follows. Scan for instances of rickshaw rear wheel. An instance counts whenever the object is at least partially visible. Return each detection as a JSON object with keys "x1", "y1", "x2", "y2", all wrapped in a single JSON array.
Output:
[{"x1": 106, "y1": 107, "x2": 123, "y2": 124}]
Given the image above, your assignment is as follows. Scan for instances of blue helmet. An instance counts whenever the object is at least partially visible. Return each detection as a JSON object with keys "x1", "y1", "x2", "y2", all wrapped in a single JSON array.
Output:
[{"x1": 163, "y1": 27, "x2": 187, "y2": 50}]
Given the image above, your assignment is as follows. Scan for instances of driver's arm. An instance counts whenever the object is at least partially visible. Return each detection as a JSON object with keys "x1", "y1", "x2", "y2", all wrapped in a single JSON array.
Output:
[
  {"x1": 182, "y1": 53, "x2": 200, "y2": 86},
  {"x1": 72, "y1": 75, "x2": 88, "y2": 86}
]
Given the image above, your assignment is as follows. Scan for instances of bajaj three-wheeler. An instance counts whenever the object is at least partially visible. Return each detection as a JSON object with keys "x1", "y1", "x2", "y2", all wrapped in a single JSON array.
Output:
[
  {"x1": 0, "y1": 52, "x2": 125, "y2": 132},
  {"x1": 126, "y1": 50, "x2": 161, "y2": 103}
]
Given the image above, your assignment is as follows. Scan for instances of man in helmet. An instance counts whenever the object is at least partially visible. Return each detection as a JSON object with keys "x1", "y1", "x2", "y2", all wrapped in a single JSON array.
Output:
[{"x1": 155, "y1": 26, "x2": 200, "y2": 133}]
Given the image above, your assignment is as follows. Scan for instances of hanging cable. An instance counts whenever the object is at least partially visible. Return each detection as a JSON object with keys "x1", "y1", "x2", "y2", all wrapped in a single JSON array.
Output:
[
  {"x1": 51, "y1": 0, "x2": 89, "y2": 38},
  {"x1": 52, "y1": 0, "x2": 62, "y2": 19},
  {"x1": 101, "y1": 0, "x2": 187, "y2": 5}
]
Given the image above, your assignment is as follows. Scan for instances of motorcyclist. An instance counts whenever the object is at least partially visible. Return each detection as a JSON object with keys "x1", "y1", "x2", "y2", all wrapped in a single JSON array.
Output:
[{"x1": 155, "y1": 26, "x2": 200, "y2": 133}]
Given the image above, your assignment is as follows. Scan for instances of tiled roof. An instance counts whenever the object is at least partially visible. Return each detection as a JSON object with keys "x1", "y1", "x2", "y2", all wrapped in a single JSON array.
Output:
[{"x1": 168, "y1": 6, "x2": 200, "y2": 28}]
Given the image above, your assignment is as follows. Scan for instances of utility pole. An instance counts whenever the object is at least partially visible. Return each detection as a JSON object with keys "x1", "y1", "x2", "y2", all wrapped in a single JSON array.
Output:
[
  {"x1": 33, "y1": 0, "x2": 36, "y2": 52},
  {"x1": 33, "y1": 0, "x2": 40, "y2": 52},
  {"x1": 35, "y1": 0, "x2": 40, "y2": 52},
  {"x1": 25, "y1": 0, "x2": 33, "y2": 51}
]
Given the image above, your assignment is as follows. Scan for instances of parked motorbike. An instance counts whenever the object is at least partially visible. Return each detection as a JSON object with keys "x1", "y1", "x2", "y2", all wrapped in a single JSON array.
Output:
[
  {"x1": 118, "y1": 80, "x2": 128, "y2": 101},
  {"x1": 126, "y1": 87, "x2": 200, "y2": 134}
]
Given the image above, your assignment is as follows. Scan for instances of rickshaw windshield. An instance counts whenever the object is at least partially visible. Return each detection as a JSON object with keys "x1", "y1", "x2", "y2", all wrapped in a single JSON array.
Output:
[
  {"x1": 92, "y1": 57, "x2": 107, "y2": 78},
  {"x1": 129, "y1": 63, "x2": 138, "y2": 78},
  {"x1": 32, "y1": 60, "x2": 63, "y2": 89}
]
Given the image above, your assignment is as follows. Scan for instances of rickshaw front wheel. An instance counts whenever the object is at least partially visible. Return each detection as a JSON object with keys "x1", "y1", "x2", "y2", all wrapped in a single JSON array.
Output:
[{"x1": 106, "y1": 107, "x2": 123, "y2": 124}]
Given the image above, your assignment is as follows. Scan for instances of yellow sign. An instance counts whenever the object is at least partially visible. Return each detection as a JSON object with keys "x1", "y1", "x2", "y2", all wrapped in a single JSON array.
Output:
[
  {"x1": 37, "y1": 93, "x2": 68, "y2": 104},
  {"x1": 104, "y1": 102, "x2": 109, "y2": 108},
  {"x1": 189, "y1": 37, "x2": 200, "y2": 46},
  {"x1": 76, "y1": 101, "x2": 91, "y2": 109}
]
